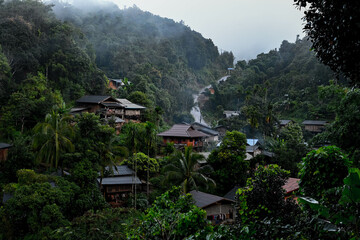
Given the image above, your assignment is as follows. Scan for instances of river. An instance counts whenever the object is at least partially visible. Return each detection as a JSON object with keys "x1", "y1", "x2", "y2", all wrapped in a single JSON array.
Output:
[{"x1": 190, "y1": 75, "x2": 230, "y2": 126}]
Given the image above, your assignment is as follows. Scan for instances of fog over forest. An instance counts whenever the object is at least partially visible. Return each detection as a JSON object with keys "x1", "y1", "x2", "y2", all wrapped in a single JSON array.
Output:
[{"x1": 47, "y1": 0, "x2": 305, "y2": 60}]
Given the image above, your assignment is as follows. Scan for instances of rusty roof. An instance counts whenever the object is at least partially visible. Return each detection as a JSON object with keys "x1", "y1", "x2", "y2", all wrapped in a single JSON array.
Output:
[{"x1": 282, "y1": 177, "x2": 300, "y2": 194}]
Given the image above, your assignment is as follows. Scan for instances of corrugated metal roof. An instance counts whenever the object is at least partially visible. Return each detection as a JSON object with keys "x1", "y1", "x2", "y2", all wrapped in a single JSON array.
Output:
[
  {"x1": 0, "y1": 143, "x2": 12, "y2": 149},
  {"x1": 190, "y1": 190, "x2": 234, "y2": 208},
  {"x1": 77, "y1": 95, "x2": 117, "y2": 104},
  {"x1": 157, "y1": 124, "x2": 208, "y2": 138},
  {"x1": 105, "y1": 165, "x2": 134, "y2": 176},
  {"x1": 246, "y1": 139, "x2": 259, "y2": 146},
  {"x1": 117, "y1": 99, "x2": 146, "y2": 110},
  {"x1": 302, "y1": 120, "x2": 328, "y2": 125},
  {"x1": 198, "y1": 128, "x2": 219, "y2": 136},
  {"x1": 70, "y1": 107, "x2": 88, "y2": 113},
  {"x1": 246, "y1": 145, "x2": 259, "y2": 153},
  {"x1": 101, "y1": 102, "x2": 124, "y2": 108},
  {"x1": 223, "y1": 186, "x2": 239, "y2": 201},
  {"x1": 279, "y1": 120, "x2": 292, "y2": 125},
  {"x1": 98, "y1": 176, "x2": 142, "y2": 185}
]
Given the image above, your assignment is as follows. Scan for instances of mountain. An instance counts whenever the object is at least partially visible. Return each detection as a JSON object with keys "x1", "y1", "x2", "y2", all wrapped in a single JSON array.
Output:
[
  {"x1": 0, "y1": 0, "x2": 233, "y2": 133},
  {"x1": 201, "y1": 38, "x2": 349, "y2": 131}
]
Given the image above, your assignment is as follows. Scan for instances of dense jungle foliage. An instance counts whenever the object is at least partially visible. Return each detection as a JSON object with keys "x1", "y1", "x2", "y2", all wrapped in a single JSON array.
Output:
[
  {"x1": 201, "y1": 37, "x2": 349, "y2": 133},
  {"x1": 1, "y1": 0, "x2": 360, "y2": 239}
]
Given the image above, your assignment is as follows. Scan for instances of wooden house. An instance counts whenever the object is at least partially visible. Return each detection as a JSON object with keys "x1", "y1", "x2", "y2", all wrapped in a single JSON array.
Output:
[
  {"x1": 108, "y1": 78, "x2": 125, "y2": 90},
  {"x1": 157, "y1": 124, "x2": 208, "y2": 151},
  {"x1": 214, "y1": 125, "x2": 227, "y2": 138},
  {"x1": 223, "y1": 110, "x2": 240, "y2": 119},
  {"x1": 190, "y1": 190, "x2": 235, "y2": 224},
  {"x1": 117, "y1": 98, "x2": 146, "y2": 123},
  {"x1": 98, "y1": 165, "x2": 142, "y2": 207},
  {"x1": 278, "y1": 120, "x2": 294, "y2": 128},
  {"x1": 302, "y1": 120, "x2": 328, "y2": 133},
  {"x1": 75, "y1": 95, "x2": 124, "y2": 117},
  {"x1": 0, "y1": 143, "x2": 12, "y2": 162}
]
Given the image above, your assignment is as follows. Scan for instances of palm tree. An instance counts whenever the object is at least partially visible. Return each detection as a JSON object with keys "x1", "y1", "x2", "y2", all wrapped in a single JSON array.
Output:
[
  {"x1": 144, "y1": 121, "x2": 157, "y2": 199},
  {"x1": 33, "y1": 107, "x2": 74, "y2": 170},
  {"x1": 163, "y1": 147, "x2": 215, "y2": 193}
]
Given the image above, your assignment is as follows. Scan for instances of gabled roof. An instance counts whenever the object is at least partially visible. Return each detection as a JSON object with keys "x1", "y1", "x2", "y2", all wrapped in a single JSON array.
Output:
[
  {"x1": 98, "y1": 176, "x2": 142, "y2": 185},
  {"x1": 117, "y1": 99, "x2": 146, "y2": 110},
  {"x1": 223, "y1": 186, "x2": 240, "y2": 201},
  {"x1": 283, "y1": 178, "x2": 300, "y2": 194},
  {"x1": 192, "y1": 122, "x2": 210, "y2": 129},
  {"x1": 105, "y1": 165, "x2": 134, "y2": 177},
  {"x1": 246, "y1": 145, "x2": 259, "y2": 153},
  {"x1": 247, "y1": 139, "x2": 259, "y2": 146},
  {"x1": 101, "y1": 102, "x2": 124, "y2": 108},
  {"x1": 302, "y1": 120, "x2": 328, "y2": 126},
  {"x1": 76, "y1": 95, "x2": 118, "y2": 104},
  {"x1": 157, "y1": 124, "x2": 208, "y2": 138},
  {"x1": 279, "y1": 120, "x2": 292, "y2": 126},
  {"x1": 0, "y1": 143, "x2": 12, "y2": 149},
  {"x1": 190, "y1": 190, "x2": 234, "y2": 208},
  {"x1": 197, "y1": 127, "x2": 219, "y2": 136},
  {"x1": 191, "y1": 122, "x2": 219, "y2": 136}
]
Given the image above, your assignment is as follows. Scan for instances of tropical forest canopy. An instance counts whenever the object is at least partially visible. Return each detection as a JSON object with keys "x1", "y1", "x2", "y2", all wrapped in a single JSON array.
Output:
[{"x1": 1, "y1": 0, "x2": 360, "y2": 239}]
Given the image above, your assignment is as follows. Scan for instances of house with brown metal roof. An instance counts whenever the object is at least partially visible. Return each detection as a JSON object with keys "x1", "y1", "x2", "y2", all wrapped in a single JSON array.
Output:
[
  {"x1": 302, "y1": 120, "x2": 328, "y2": 133},
  {"x1": 189, "y1": 190, "x2": 235, "y2": 224},
  {"x1": 117, "y1": 98, "x2": 146, "y2": 123},
  {"x1": 157, "y1": 124, "x2": 208, "y2": 151},
  {"x1": 98, "y1": 165, "x2": 142, "y2": 208}
]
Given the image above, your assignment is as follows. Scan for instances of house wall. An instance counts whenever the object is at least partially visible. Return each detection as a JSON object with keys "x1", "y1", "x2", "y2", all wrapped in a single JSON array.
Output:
[
  {"x1": 304, "y1": 125, "x2": 324, "y2": 132},
  {"x1": 205, "y1": 135, "x2": 218, "y2": 143},
  {"x1": 204, "y1": 203, "x2": 235, "y2": 220},
  {"x1": 0, "y1": 148, "x2": 9, "y2": 162},
  {"x1": 125, "y1": 109, "x2": 141, "y2": 116}
]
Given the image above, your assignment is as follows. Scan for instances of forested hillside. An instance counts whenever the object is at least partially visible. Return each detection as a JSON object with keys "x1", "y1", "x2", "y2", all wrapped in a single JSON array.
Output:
[
  {"x1": 201, "y1": 38, "x2": 348, "y2": 132},
  {"x1": 0, "y1": 0, "x2": 233, "y2": 136},
  {"x1": 51, "y1": 0, "x2": 233, "y2": 122}
]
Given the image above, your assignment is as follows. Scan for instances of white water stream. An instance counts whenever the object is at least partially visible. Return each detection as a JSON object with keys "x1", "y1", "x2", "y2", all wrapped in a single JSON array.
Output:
[{"x1": 190, "y1": 75, "x2": 230, "y2": 126}]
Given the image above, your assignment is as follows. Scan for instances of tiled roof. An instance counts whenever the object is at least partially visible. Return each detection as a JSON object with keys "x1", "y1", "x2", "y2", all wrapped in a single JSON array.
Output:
[
  {"x1": 117, "y1": 99, "x2": 146, "y2": 110},
  {"x1": 189, "y1": 190, "x2": 234, "y2": 208},
  {"x1": 282, "y1": 177, "x2": 300, "y2": 194},
  {"x1": 76, "y1": 95, "x2": 116, "y2": 104},
  {"x1": 0, "y1": 143, "x2": 12, "y2": 149},
  {"x1": 157, "y1": 124, "x2": 208, "y2": 138},
  {"x1": 302, "y1": 120, "x2": 328, "y2": 125}
]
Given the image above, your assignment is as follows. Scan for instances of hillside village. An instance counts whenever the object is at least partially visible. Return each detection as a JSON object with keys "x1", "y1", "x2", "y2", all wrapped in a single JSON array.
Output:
[{"x1": 0, "y1": 0, "x2": 359, "y2": 239}]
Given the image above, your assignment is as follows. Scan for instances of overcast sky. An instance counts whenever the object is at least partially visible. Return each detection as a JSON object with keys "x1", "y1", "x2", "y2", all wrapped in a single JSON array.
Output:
[{"x1": 111, "y1": 0, "x2": 305, "y2": 60}]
